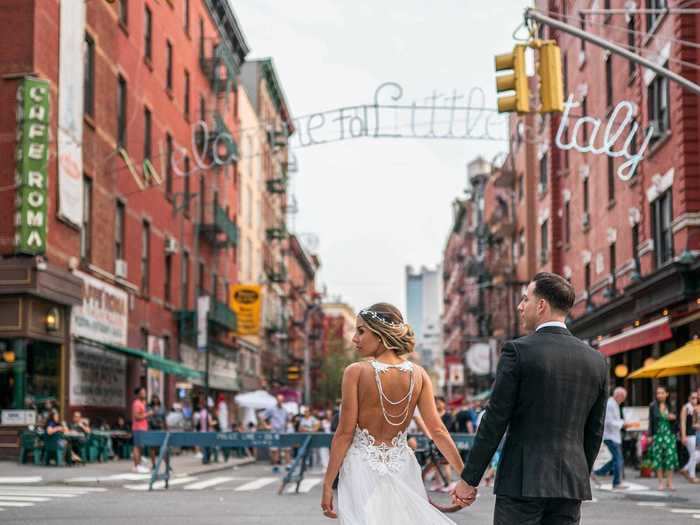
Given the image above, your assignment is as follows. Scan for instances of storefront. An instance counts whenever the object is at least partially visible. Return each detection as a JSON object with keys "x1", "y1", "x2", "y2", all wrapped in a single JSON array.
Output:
[{"x1": 0, "y1": 257, "x2": 82, "y2": 458}]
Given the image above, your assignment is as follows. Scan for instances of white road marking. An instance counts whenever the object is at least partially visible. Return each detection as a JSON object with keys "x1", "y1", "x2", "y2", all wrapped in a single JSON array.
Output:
[
  {"x1": 670, "y1": 509, "x2": 700, "y2": 514},
  {"x1": 66, "y1": 473, "x2": 151, "y2": 483},
  {"x1": 0, "y1": 477, "x2": 42, "y2": 484},
  {"x1": 234, "y1": 477, "x2": 278, "y2": 491},
  {"x1": 0, "y1": 501, "x2": 34, "y2": 507},
  {"x1": 597, "y1": 482, "x2": 650, "y2": 492},
  {"x1": 0, "y1": 491, "x2": 77, "y2": 498},
  {"x1": 283, "y1": 478, "x2": 322, "y2": 494},
  {"x1": 0, "y1": 486, "x2": 106, "y2": 493},
  {"x1": 0, "y1": 495, "x2": 50, "y2": 502},
  {"x1": 124, "y1": 476, "x2": 197, "y2": 491},
  {"x1": 636, "y1": 502, "x2": 667, "y2": 507},
  {"x1": 183, "y1": 477, "x2": 234, "y2": 490}
]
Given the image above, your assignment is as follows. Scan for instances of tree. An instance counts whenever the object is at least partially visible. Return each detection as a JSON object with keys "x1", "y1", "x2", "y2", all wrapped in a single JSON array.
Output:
[{"x1": 316, "y1": 348, "x2": 353, "y2": 409}]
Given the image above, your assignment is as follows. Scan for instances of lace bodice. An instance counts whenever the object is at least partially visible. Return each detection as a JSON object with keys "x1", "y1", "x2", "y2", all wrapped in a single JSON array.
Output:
[{"x1": 349, "y1": 427, "x2": 410, "y2": 475}]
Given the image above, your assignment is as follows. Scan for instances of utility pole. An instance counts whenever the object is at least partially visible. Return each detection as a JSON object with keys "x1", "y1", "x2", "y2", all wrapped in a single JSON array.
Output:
[{"x1": 524, "y1": 8, "x2": 700, "y2": 96}]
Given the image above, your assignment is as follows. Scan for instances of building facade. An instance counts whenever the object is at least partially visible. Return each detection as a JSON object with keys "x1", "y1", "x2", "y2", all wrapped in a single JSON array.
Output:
[{"x1": 0, "y1": 0, "x2": 249, "y2": 455}]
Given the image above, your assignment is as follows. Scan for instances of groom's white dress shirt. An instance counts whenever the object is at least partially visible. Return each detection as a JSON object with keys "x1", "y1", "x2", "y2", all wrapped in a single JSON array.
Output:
[{"x1": 535, "y1": 321, "x2": 568, "y2": 332}]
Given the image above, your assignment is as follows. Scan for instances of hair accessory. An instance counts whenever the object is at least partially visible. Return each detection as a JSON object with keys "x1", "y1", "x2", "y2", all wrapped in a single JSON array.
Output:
[{"x1": 359, "y1": 309, "x2": 404, "y2": 328}]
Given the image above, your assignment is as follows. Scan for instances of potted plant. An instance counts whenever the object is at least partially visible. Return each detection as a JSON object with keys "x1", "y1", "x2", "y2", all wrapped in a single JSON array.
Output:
[{"x1": 639, "y1": 454, "x2": 654, "y2": 478}]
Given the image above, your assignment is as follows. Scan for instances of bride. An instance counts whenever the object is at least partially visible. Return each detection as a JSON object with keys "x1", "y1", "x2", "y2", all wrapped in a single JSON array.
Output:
[{"x1": 320, "y1": 303, "x2": 469, "y2": 523}]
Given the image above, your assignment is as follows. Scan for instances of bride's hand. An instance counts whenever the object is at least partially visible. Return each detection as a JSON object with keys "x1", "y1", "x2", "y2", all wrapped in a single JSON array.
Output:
[{"x1": 321, "y1": 484, "x2": 338, "y2": 519}]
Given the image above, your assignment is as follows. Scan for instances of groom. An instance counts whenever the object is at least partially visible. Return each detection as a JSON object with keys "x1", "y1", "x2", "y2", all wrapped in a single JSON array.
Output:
[{"x1": 452, "y1": 272, "x2": 608, "y2": 524}]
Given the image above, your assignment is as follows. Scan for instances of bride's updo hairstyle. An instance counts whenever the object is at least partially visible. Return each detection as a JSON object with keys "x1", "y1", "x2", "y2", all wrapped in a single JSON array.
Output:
[{"x1": 358, "y1": 303, "x2": 415, "y2": 357}]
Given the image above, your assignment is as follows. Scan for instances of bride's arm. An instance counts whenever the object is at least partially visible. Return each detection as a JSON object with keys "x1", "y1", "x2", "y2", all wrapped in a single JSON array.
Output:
[
  {"x1": 323, "y1": 363, "x2": 361, "y2": 489},
  {"x1": 416, "y1": 368, "x2": 464, "y2": 474}
]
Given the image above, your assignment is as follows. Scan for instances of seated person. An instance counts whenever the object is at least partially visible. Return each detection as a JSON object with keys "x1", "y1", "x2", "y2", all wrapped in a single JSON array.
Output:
[
  {"x1": 70, "y1": 411, "x2": 91, "y2": 435},
  {"x1": 112, "y1": 415, "x2": 132, "y2": 459},
  {"x1": 46, "y1": 410, "x2": 81, "y2": 463}
]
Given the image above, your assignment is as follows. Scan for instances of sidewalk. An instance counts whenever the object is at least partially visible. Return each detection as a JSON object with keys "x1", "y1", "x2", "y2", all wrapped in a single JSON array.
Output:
[
  {"x1": 592, "y1": 467, "x2": 700, "y2": 506},
  {"x1": 0, "y1": 452, "x2": 255, "y2": 485}
]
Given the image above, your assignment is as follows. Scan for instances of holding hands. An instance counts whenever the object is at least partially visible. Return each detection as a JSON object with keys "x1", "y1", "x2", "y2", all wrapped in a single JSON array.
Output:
[{"x1": 450, "y1": 479, "x2": 478, "y2": 508}]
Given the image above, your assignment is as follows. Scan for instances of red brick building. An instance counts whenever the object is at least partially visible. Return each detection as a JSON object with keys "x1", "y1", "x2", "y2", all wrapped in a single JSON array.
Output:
[
  {"x1": 0, "y1": 0, "x2": 248, "y2": 446},
  {"x1": 521, "y1": 1, "x2": 700, "y2": 406}
]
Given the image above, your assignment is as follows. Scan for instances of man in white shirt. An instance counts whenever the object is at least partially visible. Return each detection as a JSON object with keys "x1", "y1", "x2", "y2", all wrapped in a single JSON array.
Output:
[{"x1": 592, "y1": 387, "x2": 629, "y2": 489}]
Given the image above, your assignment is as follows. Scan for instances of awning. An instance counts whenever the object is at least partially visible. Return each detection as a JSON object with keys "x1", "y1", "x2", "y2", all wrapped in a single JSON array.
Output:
[
  {"x1": 628, "y1": 339, "x2": 700, "y2": 379},
  {"x1": 75, "y1": 337, "x2": 203, "y2": 380},
  {"x1": 597, "y1": 316, "x2": 672, "y2": 357}
]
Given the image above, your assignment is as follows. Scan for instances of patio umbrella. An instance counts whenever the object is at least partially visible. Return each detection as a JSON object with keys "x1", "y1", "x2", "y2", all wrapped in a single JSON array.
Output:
[
  {"x1": 628, "y1": 339, "x2": 700, "y2": 379},
  {"x1": 234, "y1": 390, "x2": 277, "y2": 410}
]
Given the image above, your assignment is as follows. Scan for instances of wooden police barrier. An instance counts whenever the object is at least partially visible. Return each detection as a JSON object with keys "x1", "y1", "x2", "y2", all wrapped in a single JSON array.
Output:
[{"x1": 133, "y1": 431, "x2": 474, "y2": 493}]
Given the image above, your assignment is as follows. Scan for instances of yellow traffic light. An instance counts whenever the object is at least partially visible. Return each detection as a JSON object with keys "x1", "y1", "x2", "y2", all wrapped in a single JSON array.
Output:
[
  {"x1": 538, "y1": 41, "x2": 564, "y2": 113},
  {"x1": 495, "y1": 44, "x2": 529, "y2": 114},
  {"x1": 287, "y1": 365, "x2": 300, "y2": 382}
]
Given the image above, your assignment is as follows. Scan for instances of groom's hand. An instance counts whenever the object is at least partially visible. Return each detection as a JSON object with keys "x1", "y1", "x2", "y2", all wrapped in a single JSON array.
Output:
[{"x1": 450, "y1": 480, "x2": 477, "y2": 507}]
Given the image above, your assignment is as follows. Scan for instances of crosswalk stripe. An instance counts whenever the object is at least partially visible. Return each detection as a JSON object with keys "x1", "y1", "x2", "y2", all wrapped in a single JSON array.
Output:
[
  {"x1": 283, "y1": 478, "x2": 322, "y2": 494},
  {"x1": 0, "y1": 477, "x2": 42, "y2": 484},
  {"x1": 670, "y1": 509, "x2": 700, "y2": 514},
  {"x1": 183, "y1": 477, "x2": 234, "y2": 490},
  {"x1": 67, "y1": 473, "x2": 151, "y2": 483},
  {"x1": 0, "y1": 495, "x2": 50, "y2": 502},
  {"x1": 0, "y1": 501, "x2": 34, "y2": 507},
  {"x1": 637, "y1": 502, "x2": 667, "y2": 507},
  {"x1": 124, "y1": 476, "x2": 197, "y2": 491},
  {"x1": 0, "y1": 491, "x2": 78, "y2": 498},
  {"x1": 234, "y1": 477, "x2": 278, "y2": 491},
  {"x1": 0, "y1": 486, "x2": 106, "y2": 493}
]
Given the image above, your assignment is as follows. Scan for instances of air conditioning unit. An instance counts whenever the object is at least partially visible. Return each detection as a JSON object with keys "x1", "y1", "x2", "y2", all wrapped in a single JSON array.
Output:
[
  {"x1": 115, "y1": 259, "x2": 128, "y2": 279},
  {"x1": 165, "y1": 237, "x2": 178, "y2": 254},
  {"x1": 582, "y1": 212, "x2": 590, "y2": 228},
  {"x1": 538, "y1": 182, "x2": 546, "y2": 194},
  {"x1": 647, "y1": 121, "x2": 663, "y2": 141}
]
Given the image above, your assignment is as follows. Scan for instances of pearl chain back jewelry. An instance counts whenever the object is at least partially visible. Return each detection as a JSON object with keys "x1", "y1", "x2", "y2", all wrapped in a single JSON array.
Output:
[{"x1": 359, "y1": 309, "x2": 404, "y2": 328}]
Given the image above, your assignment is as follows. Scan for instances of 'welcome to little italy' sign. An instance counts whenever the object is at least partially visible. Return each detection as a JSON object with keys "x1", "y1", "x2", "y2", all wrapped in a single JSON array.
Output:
[{"x1": 15, "y1": 77, "x2": 50, "y2": 255}]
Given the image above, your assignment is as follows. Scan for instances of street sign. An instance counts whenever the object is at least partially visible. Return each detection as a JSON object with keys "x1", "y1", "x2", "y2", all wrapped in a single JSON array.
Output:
[
  {"x1": 229, "y1": 284, "x2": 262, "y2": 335},
  {"x1": 197, "y1": 295, "x2": 210, "y2": 350}
]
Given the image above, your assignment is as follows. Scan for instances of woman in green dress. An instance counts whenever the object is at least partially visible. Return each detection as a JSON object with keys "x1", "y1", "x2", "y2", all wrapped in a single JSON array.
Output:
[{"x1": 649, "y1": 386, "x2": 679, "y2": 491}]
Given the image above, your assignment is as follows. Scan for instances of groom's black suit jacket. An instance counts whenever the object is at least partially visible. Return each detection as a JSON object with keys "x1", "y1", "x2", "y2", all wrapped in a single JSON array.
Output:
[{"x1": 461, "y1": 326, "x2": 608, "y2": 500}]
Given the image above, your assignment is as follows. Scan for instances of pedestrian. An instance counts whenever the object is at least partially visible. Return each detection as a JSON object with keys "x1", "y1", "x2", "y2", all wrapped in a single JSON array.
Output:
[
  {"x1": 432, "y1": 396, "x2": 457, "y2": 492},
  {"x1": 131, "y1": 387, "x2": 151, "y2": 473},
  {"x1": 263, "y1": 395, "x2": 290, "y2": 465},
  {"x1": 318, "y1": 411, "x2": 332, "y2": 471},
  {"x1": 680, "y1": 392, "x2": 699, "y2": 483},
  {"x1": 455, "y1": 402, "x2": 476, "y2": 434},
  {"x1": 592, "y1": 387, "x2": 629, "y2": 489},
  {"x1": 196, "y1": 397, "x2": 213, "y2": 464},
  {"x1": 649, "y1": 385, "x2": 679, "y2": 491},
  {"x1": 216, "y1": 394, "x2": 230, "y2": 432}
]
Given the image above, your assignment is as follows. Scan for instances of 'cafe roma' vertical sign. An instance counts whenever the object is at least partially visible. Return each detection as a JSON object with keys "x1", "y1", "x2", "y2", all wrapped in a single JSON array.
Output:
[{"x1": 15, "y1": 77, "x2": 50, "y2": 255}]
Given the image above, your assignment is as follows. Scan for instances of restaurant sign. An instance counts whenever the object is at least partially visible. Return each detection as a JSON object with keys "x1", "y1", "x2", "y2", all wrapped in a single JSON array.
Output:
[
  {"x1": 71, "y1": 270, "x2": 129, "y2": 346},
  {"x1": 15, "y1": 77, "x2": 50, "y2": 255}
]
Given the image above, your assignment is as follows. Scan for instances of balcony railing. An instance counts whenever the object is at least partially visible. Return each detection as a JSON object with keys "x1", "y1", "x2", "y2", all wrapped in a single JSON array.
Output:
[
  {"x1": 174, "y1": 297, "x2": 237, "y2": 342},
  {"x1": 200, "y1": 43, "x2": 237, "y2": 95},
  {"x1": 266, "y1": 226, "x2": 288, "y2": 241},
  {"x1": 210, "y1": 298, "x2": 237, "y2": 332},
  {"x1": 266, "y1": 263, "x2": 287, "y2": 284},
  {"x1": 200, "y1": 203, "x2": 239, "y2": 247}
]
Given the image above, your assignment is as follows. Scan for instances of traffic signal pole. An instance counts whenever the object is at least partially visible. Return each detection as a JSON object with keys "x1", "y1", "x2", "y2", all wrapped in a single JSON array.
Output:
[{"x1": 524, "y1": 8, "x2": 700, "y2": 97}]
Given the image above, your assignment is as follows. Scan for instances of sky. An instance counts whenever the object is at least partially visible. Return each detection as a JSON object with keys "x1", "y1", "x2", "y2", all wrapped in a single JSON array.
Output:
[{"x1": 232, "y1": 0, "x2": 530, "y2": 313}]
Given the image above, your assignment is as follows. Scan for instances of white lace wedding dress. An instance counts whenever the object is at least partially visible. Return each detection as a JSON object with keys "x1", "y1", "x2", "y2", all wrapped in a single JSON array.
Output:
[{"x1": 336, "y1": 361, "x2": 456, "y2": 525}]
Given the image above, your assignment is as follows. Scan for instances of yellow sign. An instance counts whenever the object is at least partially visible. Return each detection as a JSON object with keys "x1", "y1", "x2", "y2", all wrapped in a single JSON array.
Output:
[{"x1": 230, "y1": 284, "x2": 262, "y2": 336}]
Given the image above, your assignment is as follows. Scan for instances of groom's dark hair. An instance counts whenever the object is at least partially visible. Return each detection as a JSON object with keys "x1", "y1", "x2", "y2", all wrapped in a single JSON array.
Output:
[{"x1": 532, "y1": 272, "x2": 575, "y2": 314}]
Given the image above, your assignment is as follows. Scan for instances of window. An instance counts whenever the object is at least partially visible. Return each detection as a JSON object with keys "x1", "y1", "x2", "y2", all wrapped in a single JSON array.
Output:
[
  {"x1": 584, "y1": 262, "x2": 591, "y2": 292},
  {"x1": 651, "y1": 189, "x2": 673, "y2": 268},
  {"x1": 579, "y1": 14, "x2": 585, "y2": 53},
  {"x1": 165, "y1": 133, "x2": 173, "y2": 198},
  {"x1": 184, "y1": 70, "x2": 190, "y2": 118},
  {"x1": 144, "y1": 6, "x2": 152, "y2": 61},
  {"x1": 198, "y1": 17, "x2": 205, "y2": 60},
  {"x1": 164, "y1": 252, "x2": 172, "y2": 304},
  {"x1": 143, "y1": 106, "x2": 152, "y2": 161},
  {"x1": 211, "y1": 272, "x2": 218, "y2": 301},
  {"x1": 183, "y1": 0, "x2": 190, "y2": 34},
  {"x1": 518, "y1": 230, "x2": 525, "y2": 259},
  {"x1": 80, "y1": 177, "x2": 92, "y2": 261},
  {"x1": 564, "y1": 201, "x2": 571, "y2": 245},
  {"x1": 562, "y1": 52, "x2": 568, "y2": 99},
  {"x1": 117, "y1": 75, "x2": 127, "y2": 148},
  {"x1": 609, "y1": 242, "x2": 617, "y2": 291},
  {"x1": 184, "y1": 156, "x2": 191, "y2": 213},
  {"x1": 199, "y1": 94, "x2": 206, "y2": 122},
  {"x1": 607, "y1": 157, "x2": 615, "y2": 203},
  {"x1": 118, "y1": 0, "x2": 128, "y2": 27},
  {"x1": 646, "y1": 0, "x2": 667, "y2": 32},
  {"x1": 181, "y1": 251, "x2": 190, "y2": 308},
  {"x1": 199, "y1": 175, "x2": 206, "y2": 224},
  {"x1": 540, "y1": 220, "x2": 549, "y2": 263},
  {"x1": 198, "y1": 261, "x2": 205, "y2": 296},
  {"x1": 632, "y1": 223, "x2": 641, "y2": 274},
  {"x1": 84, "y1": 34, "x2": 95, "y2": 117},
  {"x1": 166, "y1": 40, "x2": 173, "y2": 90},
  {"x1": 517, "y1": 174, "x2": 524, "y2": 201},
  {"x1": 115, "y1": 200, "x2": 125, "y2": 261},
  {"x1": 605, "y1": 55, "x2": 613, "y2": 109},
  {"x1": 604, "y1": 0, "x2": 612, "y2": 22},
  {"x1": 627, "y1": 16, "x2": 637, "y2": 77},
  {"x1": 141, "y1": 221, "x2": 150, "y2": 295},
  {"x1": 647, "y1": 68, "x2": 670, "y2": 139},
  {"x1": 538, "y1": 154, "x2": 548, "y2": 194},
  {"x1": 583, "y1": 178, "x2": 590, "y2": 216}
]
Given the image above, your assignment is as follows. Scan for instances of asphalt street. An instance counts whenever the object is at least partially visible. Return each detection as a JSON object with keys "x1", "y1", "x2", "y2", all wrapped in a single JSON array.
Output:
[{"x1": 1, "y1": 463, "x2": 700, "y2": 524}]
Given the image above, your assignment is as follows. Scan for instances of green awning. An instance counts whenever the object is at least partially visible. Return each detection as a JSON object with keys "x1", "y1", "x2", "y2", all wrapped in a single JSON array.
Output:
[{"x1": 75, "y1": 337, "x2": 203, "y2": 380}]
